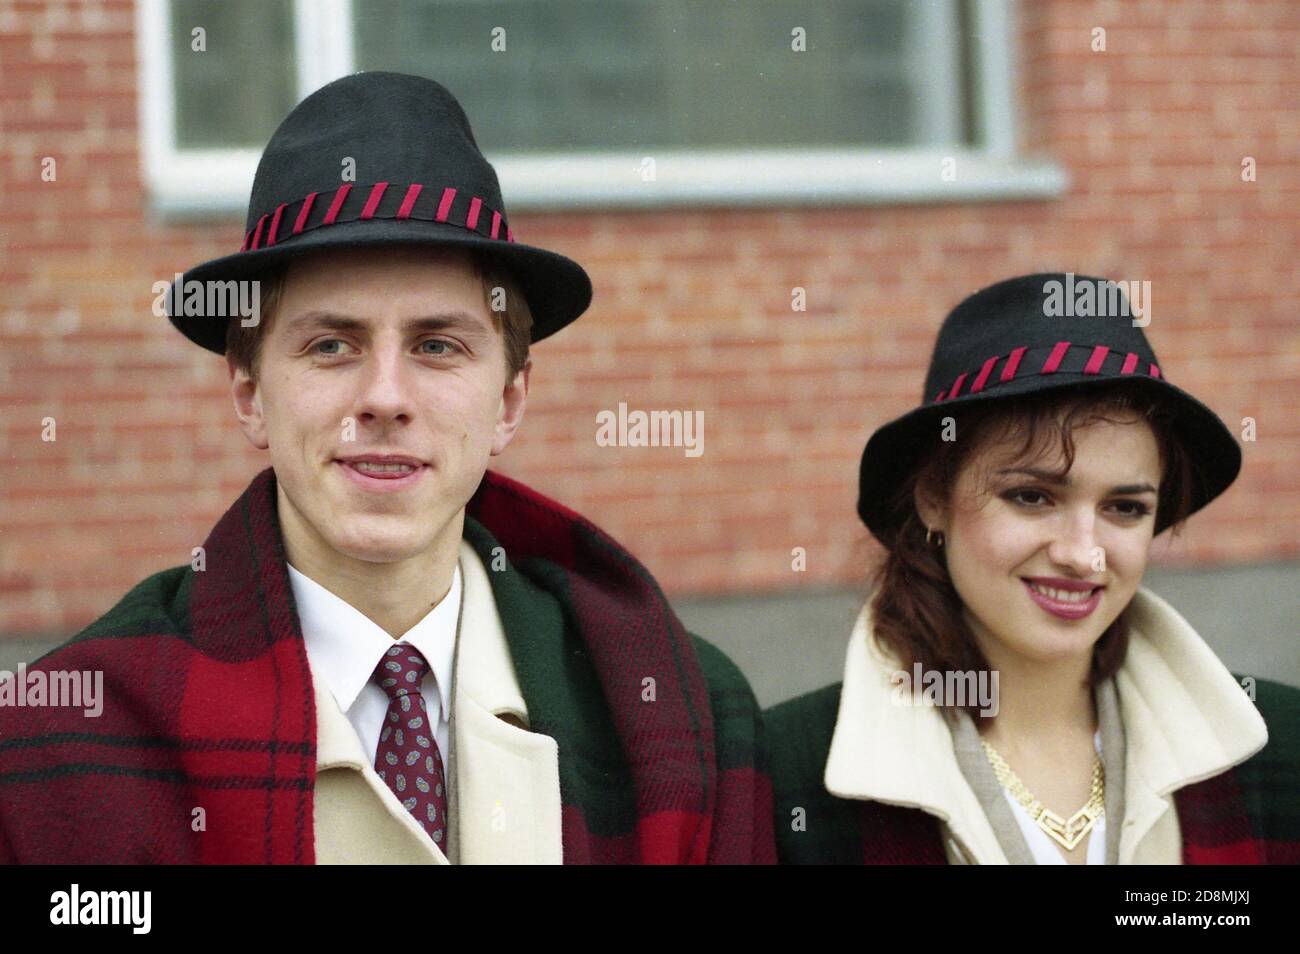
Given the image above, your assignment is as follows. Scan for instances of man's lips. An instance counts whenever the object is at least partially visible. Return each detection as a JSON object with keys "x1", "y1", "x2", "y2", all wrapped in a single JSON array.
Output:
[
  {"x1": 335, "y1": 459, "x2": 429, "y2": 490},
  {"x1": 336, "y1": 454, "x2": 426, "y2": 468}
]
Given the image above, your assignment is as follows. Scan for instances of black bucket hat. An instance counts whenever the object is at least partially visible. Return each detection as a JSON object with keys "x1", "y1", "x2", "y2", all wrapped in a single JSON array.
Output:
[
  {"x1": 165, "y1": 71, "x2": 592, "y2": 354},
  {"x1": 857, "y1": 273, "x2": 1242, "y2": 542}
]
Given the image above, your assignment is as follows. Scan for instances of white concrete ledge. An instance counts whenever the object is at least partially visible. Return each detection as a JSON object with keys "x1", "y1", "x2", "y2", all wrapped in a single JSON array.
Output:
[{"x1": 148, "y1": 148, "x2": 1070, "y2": 220}]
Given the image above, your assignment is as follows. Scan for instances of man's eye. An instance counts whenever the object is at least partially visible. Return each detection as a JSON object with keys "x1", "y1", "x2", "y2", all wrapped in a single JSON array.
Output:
[{"x1": 310, "y1": 339, "x2": 459, "y2": 357}]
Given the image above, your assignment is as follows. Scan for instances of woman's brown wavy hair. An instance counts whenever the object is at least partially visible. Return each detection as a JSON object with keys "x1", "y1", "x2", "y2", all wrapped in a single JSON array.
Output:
[{"x1": 868, "y1": 382, "x2": 1199, "y2": 724}]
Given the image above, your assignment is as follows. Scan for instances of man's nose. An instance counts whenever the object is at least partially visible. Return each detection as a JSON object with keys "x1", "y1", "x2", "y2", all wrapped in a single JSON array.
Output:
[{"x1": 354, "y1": 343, "x2": 417, "y2": 421}]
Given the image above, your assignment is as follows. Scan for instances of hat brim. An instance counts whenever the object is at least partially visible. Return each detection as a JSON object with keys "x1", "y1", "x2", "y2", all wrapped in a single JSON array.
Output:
[
  {"x1": 857, "y1": 372, "x2": 1242, "y2": 542},
  {"x1": 164, "y1": 217, "x2": 592, "y2": 355}
]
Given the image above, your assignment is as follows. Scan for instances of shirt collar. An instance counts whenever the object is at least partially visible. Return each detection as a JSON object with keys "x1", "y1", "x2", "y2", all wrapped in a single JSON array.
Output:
[{"x1": 288, "y1": 559, "x2": 461, "y2": 719}]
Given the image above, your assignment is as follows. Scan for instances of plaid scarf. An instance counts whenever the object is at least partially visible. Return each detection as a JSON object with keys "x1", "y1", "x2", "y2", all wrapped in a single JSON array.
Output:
[
  {"x1": 768, "y1": 680, "x2": 1300, "y2": 864},
  {"x1": 0, "y1": 466, "x2": 775, "y2": 864}
]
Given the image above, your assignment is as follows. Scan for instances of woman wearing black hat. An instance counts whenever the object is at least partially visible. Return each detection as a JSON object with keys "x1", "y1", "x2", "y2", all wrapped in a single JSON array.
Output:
[{"x1": 765, "y1": 273, "x2": 1300, "y2": 865}]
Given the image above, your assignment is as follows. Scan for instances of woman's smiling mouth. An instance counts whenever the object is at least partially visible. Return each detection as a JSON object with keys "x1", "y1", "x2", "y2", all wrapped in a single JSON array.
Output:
[{"x1": 1020, "y1": 577, "x2": 1104, "y2": 619}]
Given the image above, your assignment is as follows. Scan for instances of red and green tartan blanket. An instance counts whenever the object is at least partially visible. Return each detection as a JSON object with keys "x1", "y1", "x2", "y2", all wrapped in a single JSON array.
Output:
[{"x1": 0, "y1": 466, "x2": 776, "y2": 864}]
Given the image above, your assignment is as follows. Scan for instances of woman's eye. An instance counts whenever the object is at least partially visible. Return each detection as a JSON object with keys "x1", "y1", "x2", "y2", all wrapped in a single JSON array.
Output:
[
  {"x1": 1110, "y1": 500, "x2": 1152, "y2": 518},
  {"x1": 1009, "y1": 489, "x2": 1049, "y2": 507}
]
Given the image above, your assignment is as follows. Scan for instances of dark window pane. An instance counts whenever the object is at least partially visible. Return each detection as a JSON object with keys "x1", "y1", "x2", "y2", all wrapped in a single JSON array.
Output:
[
  {"x1": 170, "y1": 0, "x2": 298, "y2": 149},
  {"x1": 352, "y1": 0, "x2": 971, "y2": 152}
]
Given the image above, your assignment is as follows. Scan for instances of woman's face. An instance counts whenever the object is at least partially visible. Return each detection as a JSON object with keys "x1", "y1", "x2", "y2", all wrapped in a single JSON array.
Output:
[{"x1": 916, "y1": 412, "x2": 1162, "y2": 668}]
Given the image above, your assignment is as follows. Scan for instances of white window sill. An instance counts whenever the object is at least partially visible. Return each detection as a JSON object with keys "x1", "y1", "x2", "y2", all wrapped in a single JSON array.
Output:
[{"x1": 146, "y1": 148, "x2": 1067, "y2": 221}]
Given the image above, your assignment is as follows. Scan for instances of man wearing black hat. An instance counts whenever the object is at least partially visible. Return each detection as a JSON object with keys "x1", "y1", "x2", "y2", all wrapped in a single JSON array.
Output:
[{"x1": 0, "y1": 72, "x2": 775, "y2": 864}]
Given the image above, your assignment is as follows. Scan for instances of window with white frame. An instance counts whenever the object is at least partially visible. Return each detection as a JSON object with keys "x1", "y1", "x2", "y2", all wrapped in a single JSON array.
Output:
[{"x1": 138, "y1": 0, "x2": 1065, "y2": 215}]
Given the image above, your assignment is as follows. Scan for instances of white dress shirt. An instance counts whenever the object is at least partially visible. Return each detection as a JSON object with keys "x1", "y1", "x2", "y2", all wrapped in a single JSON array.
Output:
[
  {"x1": 288, "y1": 560, "x2": 461, "y2": 776},
  {"x1": 1002, "y1": 729, "x2": 1106, "y2": 865}
]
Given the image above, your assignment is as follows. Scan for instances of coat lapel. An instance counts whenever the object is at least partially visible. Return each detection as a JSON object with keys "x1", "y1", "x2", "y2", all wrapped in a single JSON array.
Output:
[
  {"x1": 312, "y1": 665, "x2": 449, "y2": 864},
  {"x1": 825, "y1": 586, "x2": 1269, "y2": 865},
  {"x1": 448, "y1": 537, "x2": 563, "y2": 864},
  {"x1": 823, "y1": 600, "x2": 1009, "y2": 864},
  {"x1": 308, "y1": 538, "x2": 562, "y2": 864},
  {"x1": 1114, "y1": 588, "x2": 1267, "y2": 863}
]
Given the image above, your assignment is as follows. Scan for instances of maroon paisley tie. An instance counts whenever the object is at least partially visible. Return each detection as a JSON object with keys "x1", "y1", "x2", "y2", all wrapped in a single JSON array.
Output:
[{"x1": 372, "y1": 642, "x2": 448, "y2": 849}]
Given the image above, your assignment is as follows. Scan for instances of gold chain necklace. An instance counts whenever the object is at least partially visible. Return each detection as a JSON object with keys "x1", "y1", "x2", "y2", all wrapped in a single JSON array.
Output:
[{"x1": 980, "y1": 738, "x2": 1104, "y2": 852}]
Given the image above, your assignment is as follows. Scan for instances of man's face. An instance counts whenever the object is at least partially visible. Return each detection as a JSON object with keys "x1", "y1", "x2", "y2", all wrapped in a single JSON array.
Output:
[
  {"x1": 230, "y1": 245, "x2": 529, "y2": 568},
  {"x1": 917, "y1": 414, "x2": 1161, "y2": 668}
]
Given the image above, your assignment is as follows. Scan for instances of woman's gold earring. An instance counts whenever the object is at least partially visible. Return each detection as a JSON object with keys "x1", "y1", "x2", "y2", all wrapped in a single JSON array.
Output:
[{"x1": 926, "y1": 527, "x2": 944, "y2": 548}]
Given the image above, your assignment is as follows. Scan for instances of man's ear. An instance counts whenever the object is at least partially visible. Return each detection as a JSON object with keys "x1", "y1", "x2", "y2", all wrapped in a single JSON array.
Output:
[
  {"x1": 912, "y1": 479, "x2": 946, "y2": 534},
  {"x1": 229, "y1": 356, "x2": 270, "y2": 451},
  {"x1": 491, "y1": 357, "x2": 530, "y2": 456}
]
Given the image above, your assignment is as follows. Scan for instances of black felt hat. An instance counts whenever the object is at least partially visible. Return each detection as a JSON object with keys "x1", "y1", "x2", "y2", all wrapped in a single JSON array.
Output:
[
  {"x1": 857, "y1": 273, "x2": 1242, "y2": 542},
  {"x1": 165, "y1": 71, "x2": 592, "y2": 353}
]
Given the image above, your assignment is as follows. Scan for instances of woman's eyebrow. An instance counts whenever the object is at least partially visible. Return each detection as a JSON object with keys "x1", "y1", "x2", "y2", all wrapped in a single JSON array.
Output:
[
  {"x1": 995, "y1": 467, "x2": 1070, "y2": 486},
  {"x1": 1110, "y1": 482, "x2": 1159, "y2": 495},
  {"x1": 995, "y1": 467, "x2": 1157, "y2": 495}
]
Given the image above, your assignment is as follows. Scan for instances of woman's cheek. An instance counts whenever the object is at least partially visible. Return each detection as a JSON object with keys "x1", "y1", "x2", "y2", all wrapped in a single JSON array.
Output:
[
  {"x1": 967, "y1": 511, "x2": 1024, "y2": 572},
  {"x1": 1101, "y1": 534, "x2": 1148, "y2": 589}
]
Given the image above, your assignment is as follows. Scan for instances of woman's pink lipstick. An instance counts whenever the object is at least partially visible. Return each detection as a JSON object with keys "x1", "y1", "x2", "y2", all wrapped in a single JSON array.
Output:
[{"x1": 1021, "y1": 578, "x2": 1103, "y2": 620}]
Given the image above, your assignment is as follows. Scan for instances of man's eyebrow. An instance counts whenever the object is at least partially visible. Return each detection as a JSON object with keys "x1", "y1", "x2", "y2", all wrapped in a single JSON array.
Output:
[
  {"x1": 282, "y1": 310, "x2": 490, "y2": 336},
  {"x1": 994, "y1": 467, "x2": 1157, "y2": 495}
]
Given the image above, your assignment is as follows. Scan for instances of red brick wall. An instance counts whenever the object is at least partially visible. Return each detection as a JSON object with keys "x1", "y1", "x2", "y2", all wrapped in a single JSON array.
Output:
[{"x1": 2, "y1": 0, "x2": 1297, "y2": 635}]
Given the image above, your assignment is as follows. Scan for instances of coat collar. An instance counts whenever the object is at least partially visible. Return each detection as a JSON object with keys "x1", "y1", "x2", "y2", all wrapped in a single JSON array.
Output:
[
  {"x1": 446, "y1": 533, "x2": 561, "y2": 864},
  {"x1": 823, "y1": 596, "x2": 1004, "y2": 862},
  {"x1": 315, "y1": 538, "x2": 561, "y2": 864},
  {"x1": 450, "y1": 537, "x2": 529, "y2": 729},
  {"x1": 1110, "y1": 586, "x2": 1267, "y2": 859},
  {"x1": 824, "y1": 586, "x2": 1268, "y2": 864},
  {"x1": 315, "y1": 539, "x2": 531, "y2": 770}
]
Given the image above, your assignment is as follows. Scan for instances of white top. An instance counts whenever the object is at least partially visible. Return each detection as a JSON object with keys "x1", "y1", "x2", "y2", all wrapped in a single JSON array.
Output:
[
  {"x1": 289, "y1": 560, "x2": 461, "y2": 777},
  {"x1": 1002, "y1": 729, "x2": 1106, "y2": 865}
]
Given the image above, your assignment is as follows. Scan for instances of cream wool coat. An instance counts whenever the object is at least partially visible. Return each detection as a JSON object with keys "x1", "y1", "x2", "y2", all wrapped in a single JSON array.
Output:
[
  {"x1": 311, "y1": 539, "x2": 564, "y2": 864},
  {"x1": 822, "y1": 586, "x2": 1269, "y2": 864}
]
